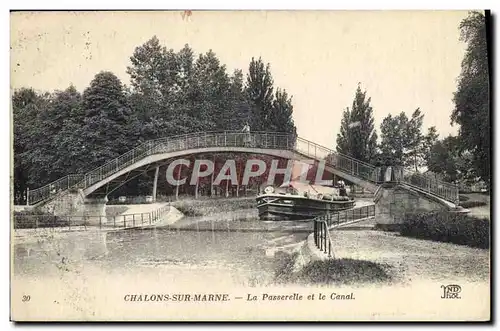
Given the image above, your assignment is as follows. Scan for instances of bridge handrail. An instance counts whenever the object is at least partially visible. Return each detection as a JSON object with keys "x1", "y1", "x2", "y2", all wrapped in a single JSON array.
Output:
[
  {"x1": 400, "y1": 169, "x2": 459, "y2": 205},
  {"x1": 295, "y1": 136, "x2": 376, "y2": 168},
  {"x1": 26, "y1": 130, "x2": 458, "y2": 206},
  {"x1": 27, "y1": 174, "x2": 84, "y2": 206},
  {"x1": 81, "y1": 131, "x2": 295, "y2": 189},
  {"x1": 313, "y1": 218, "x2": 335, "y2": 258},
  {"x1": 14, "y1": 204, "x2": 170, "y2": 230},
  {"x1": 293, "y1": 136, "x2": 379, "y2": 184},
  {"x1": 313, "y1": 204, "x2": 376, "y2": 258},
  {"x1": 27, "y1": 131, "x2": 296, "y2": 205}
]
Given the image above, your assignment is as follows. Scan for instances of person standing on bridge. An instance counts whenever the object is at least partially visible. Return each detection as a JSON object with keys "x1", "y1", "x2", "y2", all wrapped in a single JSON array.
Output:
[{"x1": 242, "y1": 122, "x2": 251, "y2": 147}]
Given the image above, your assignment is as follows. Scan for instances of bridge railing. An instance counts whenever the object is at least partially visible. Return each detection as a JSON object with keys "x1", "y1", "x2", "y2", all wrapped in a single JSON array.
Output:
[
  {"x1": 313, "y1": 219, "x2": 334, "y2": 258},
  {"x1": 28, "y1": 131, "x2": 298, "y2": 205},
  {"x1": 294, "y1": 137, "x2": 379, "y2": 183},
  {"x1": 14, "y1": 205, "x2": 170, "y2": 230},
  {"x1": 313, "y1": 204, "x2": 376, "y2": 258},
  {"x1": 27, "y1": 130, "x2": 459, "y2": 206},
  {"x1": 82, "y1": 131, "x2": 297, "y2": 189},
  {"x1": 401, "y1": 170, "x2": 459, "y2": 205},
  {"x1": 27, "y1": 174, "x2": 84, "y2": 206}
]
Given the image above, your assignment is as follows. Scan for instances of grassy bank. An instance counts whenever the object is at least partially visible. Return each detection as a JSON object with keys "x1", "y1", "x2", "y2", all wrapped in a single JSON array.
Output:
[
  {"x1": 379, "y1": 211, "x2": 490, "y2": 249},
  {"x1": 171, "y1": 197, "x2": 256, "y2": 217},
  {"x1": 273, "y1": 251, "x2": 392, "y2": 285}
]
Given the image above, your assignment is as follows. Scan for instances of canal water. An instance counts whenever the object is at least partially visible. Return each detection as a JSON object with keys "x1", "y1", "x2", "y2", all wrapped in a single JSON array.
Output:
[{"x1": 13, "y1": 210, "x2": 313, "y2": 288}]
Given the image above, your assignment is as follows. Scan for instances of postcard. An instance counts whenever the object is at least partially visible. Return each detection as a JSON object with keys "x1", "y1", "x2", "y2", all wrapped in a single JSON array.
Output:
[{"x1": 10, "y1": 10, "x2": 491, "y2": 321}]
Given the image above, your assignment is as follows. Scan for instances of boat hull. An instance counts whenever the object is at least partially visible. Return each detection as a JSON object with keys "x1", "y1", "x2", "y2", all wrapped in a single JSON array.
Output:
[{"x1": 256, "y1": 194, "x2": 356, "y2": 221}]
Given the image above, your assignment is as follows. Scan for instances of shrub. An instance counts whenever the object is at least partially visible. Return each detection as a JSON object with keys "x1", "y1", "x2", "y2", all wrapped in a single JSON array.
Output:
[
  {"x1": 298, "y1": 259, "x2": 391, "y2": 285},
  {"x1": 13, "y1": 210, "x2": 69, "y2": 229},
  {"x1": 400, "y1": 211, "x2": 489, "y2": 249},
  {"x1": 273, "y1": 252, "x2": 392, "y2": 285},
  {"x1": 173, "y1": 203, "x2": 204, "y2": 217},
  {"x1": 460, "y1": 200, "x2": 488, "y2": 208},
  {"x1": 459, "y1": 195, "x2": 470, "y2": 202}
]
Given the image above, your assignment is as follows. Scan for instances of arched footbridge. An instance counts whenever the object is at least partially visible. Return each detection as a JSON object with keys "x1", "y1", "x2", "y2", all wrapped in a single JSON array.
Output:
[{"x1": 27, "y1": 131, "x2": 460, "y2": 209}]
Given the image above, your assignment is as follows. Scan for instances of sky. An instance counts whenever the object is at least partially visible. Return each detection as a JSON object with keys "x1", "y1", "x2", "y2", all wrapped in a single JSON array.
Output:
[{"x1": 10, "y1": 10, "x2": 471, "y2": 148}]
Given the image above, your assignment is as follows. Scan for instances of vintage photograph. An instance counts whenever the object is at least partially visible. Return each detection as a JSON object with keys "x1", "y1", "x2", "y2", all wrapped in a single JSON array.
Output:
[{"x1": 10, "y1": 10, "x2": 491, "y2": 321}]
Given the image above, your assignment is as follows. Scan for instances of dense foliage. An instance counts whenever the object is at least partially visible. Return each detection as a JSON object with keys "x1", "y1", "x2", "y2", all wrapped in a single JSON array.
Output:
[
  {"x1": 451, "y1": 11, "x2": 490, "y2": 187},
  {"x1": 400, "y1": 211, "x2": 489, "y2": 249},
  {"x1": 13, "y1": 37, "x2": 297, "y2": 204}
]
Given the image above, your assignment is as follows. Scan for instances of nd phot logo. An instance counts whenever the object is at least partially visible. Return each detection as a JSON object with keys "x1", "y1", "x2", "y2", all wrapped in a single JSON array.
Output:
[{"x1": 441, "y1": 284, "x2": 461, "y2": 299}]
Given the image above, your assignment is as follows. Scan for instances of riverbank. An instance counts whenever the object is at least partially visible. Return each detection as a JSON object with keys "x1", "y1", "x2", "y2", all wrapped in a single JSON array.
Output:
[{"x1": 171, "y1": 196, "x2": 256, "y2": 217}]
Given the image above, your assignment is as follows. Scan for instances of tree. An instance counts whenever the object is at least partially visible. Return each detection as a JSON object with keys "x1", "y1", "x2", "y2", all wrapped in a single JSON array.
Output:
[
  {"x1": 126, "y1": 35, "x2": 178, "y2": 97},
  {"x1": 12, "y1": 88, "x2": 51, "y2": 203},
  {"x1": 80, "y1": 71, "x2": 135, "y2": 167},
  {"x1": 48, "y1": 86, "x2": 86, "y2": 176},
  {"x1": 176, "y1": 44, "x2": 194, "y2": 88},
  {"x1": 245, "y1": 57, "x2": 274, "y2": 131},
  {"x1": 188, "y1": 50, "x2": 231, "y2": 131},
  {"x1": 451, "y1": 11, "x2": 490, "y2": 186},
  {"x1": 422, "y1": 126, "x2": 439, "y2": 167},
  {"x1": 269, "y1": 88, "x2": 297, "y2": 134},
  {"x1": 426, "y1": 134, "x2": 478, "y2": 185},
  {"x1": 126, "y1": 36, "x2": 180, "y2": 141},
  {"x1": 227, "y1": 69, "x2": 252, "y2": 130},
  {"x1": 404, "y1": 108, "x2": 424, "y2": 171},
  {"x1": 378, "y1": 113, "x2": 406, "y2": 166},
  {"x1": 377, "y1": 108, "x2": 431, "y2": 170},
  {"x1": 336, "y1": 85, "x2": 377, "y2": 163},
  {"x1": 336, "y1": 107, "x2": 351, "y2": 156}
]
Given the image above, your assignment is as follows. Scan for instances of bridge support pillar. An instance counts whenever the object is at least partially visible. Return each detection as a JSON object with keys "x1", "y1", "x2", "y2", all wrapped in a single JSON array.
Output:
[{"x1": 152, "y1": 166, "x2": 160, "y2": 202}]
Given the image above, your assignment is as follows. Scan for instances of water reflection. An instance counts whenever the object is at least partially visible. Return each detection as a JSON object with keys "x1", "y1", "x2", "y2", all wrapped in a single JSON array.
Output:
[{"x1": 13, "y1": 214, "x2": 312, "y2": 285}]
